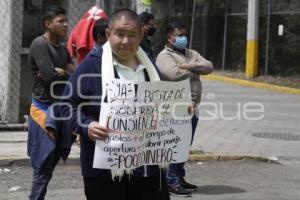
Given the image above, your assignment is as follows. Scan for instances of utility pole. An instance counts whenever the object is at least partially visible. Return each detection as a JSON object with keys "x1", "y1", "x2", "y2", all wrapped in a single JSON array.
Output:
[
  {"x1": 246, "y1": 0, "x2": 259, "y2": 78},
  {"x1": 222, "y1": 0, "x2": 229, "y2": 71},
  {"x1": 95, "y1": 0, "x2": 100, "y2": 7},
  {"x1": 189, "y1": 0, "x2": 196, "y2": 49},
  {"x1": 264, "y1": 0, "x2": 271, "y2": 76}
]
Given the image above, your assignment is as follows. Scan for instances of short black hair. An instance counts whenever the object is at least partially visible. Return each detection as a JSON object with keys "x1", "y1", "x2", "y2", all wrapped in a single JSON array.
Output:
[
  {"x1": 167, "y1": 21, "x2": 186, "y2": 34},
  {"x1": 139, "y1": 12, "x2": 154, "y2": 24},
  {"x1": 109, "y1": 8, "x2": 141, "y2": 29},
  {"x1": 93, "y1": 19, "x2": 108, "y2": 41},
  {"x1": 42, "y1": 5, "x2": 66, "y2": 27}
]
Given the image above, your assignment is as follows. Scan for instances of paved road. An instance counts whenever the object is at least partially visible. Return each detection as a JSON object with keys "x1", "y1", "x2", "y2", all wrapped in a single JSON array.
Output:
[
  {"x1": 1, "y1": 79, "x2": 299, "y2": 163},
  {"x1": 192, "y1": 80, "x2": 300, "y2": 158},
  {"x1": 1, "y1": 159, "x2": 300, "y2": 200},
  {"x1": 1, "y1": 79, "x2": 300, "y2": 200}
]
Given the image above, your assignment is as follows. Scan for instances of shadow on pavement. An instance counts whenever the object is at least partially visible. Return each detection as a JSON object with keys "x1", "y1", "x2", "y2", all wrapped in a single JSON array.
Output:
[{"x1": 194, "y1": 185, "x2": 247, "y2": 195}]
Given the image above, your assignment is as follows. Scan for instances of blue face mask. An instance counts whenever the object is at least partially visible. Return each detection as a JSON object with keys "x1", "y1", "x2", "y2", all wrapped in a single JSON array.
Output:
[{"x1": 174, "y1": 36, "x2": 188, "y2": 49}]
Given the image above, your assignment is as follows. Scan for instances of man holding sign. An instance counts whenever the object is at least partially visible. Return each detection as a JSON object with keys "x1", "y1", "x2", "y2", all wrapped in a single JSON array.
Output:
[{"x1": 60, "y1": 9, "x2": 170, "y2": 200}]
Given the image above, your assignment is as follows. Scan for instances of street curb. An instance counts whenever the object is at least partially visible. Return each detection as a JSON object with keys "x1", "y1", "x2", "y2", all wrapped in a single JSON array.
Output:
[
  {"x1": 0, "y1": 157, "x2": 29, "y2": 166},
  {"x1": 0, "y1": 153, "x2": 279, "y2": 167},
  {"x1": 202, "y1": 74, "x2": 300, "y2": 95},
  {"x1": 0, "y1": 156, "x2": 81, "y2": 167},
  {"x1": 188, "y1": 154, "x2": 280, "y2": 164},
  {"x1": 0, "y1": 124, "x2": 28, "y2": 131}
]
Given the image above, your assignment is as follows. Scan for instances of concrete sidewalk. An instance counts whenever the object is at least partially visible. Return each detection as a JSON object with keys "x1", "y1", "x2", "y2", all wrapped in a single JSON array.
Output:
[
  {"x1": 0, "y1": 76, "x2": 299, "y2": 166},
  {"x1": 0, "y1": 131, "x2": 80, "y2": 166}
]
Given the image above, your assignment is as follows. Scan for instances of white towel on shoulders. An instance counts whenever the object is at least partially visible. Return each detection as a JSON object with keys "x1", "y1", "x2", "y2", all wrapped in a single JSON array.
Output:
[{"x1": 101, "y1": 41, "x2": 160, "y2": 101}]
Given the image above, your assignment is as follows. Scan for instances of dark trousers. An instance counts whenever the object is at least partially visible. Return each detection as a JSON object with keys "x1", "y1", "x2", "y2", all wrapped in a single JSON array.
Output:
[
  {"x1": 83, "y1": 174, "x2": 170, "y2": 200},
  {"x1": 29, "y1": 149, "x2": 60, "y2": 200},
  {"x1": 167, "y1": 115, "x2": 198, "y2": 188}
]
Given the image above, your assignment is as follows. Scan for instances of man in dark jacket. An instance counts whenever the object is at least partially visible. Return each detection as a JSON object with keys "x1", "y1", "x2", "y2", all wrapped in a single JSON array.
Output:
[
  {"x1": 92, "y1": 18, "x2": 108, "y2": 50},
  {"x1": 139, "y1": 11, "x2": 156, "y2": 61},
  {"x1": 60, "y1": 8, "x2": 169, "y2": 200},
  {"x1": 27, "y1": 5, "x2": 75, "y2": 200}
]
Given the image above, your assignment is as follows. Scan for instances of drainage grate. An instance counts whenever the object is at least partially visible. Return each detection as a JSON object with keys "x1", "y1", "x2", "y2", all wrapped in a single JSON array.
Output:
[{"x1": 252, "y1": 133, "x2": 300, "y2": 141}]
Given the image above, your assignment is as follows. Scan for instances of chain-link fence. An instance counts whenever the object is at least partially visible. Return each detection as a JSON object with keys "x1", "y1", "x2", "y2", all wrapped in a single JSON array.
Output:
[
  {"x1": 151, "y1": 0, "x2": 223, "y2": 69},
  {"x1": 0, "y1": 0, "x2": 11, "y2": 122},
  {"x1": 1, "y1": 0, "x2": 299, "y2": 123},
  {"x1": 20, "y1": 0, "x2": 99, "y2": 124},
  {"x1": 9, "y1": 0, "x2": 23, "y2": 123},
  {"x1": 0, "y1": 0, "x2": 23, "y2": 123},
  {"x1": 152, "y1": 0, "x2": 300, "y2": 77},
  {"x1": 18, "y1": 0, "x2": 134, "y2": 121},
  {"x1": 264, "y1": 0, "x2": 300, "y2": 76},
  {"x1": 67, "y1": 0, "x2": 96, "y2": 32},
  {"x1": 223, "y1": 0, "x2": 300, "y2": 76},
  {"x1": 67, "y1": 0, "x2": 134, "y2": 32}
]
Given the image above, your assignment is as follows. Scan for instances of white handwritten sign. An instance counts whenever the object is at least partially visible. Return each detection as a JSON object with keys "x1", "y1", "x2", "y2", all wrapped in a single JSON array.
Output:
[{"x1": 93, "y1": 79, "x2": 192, "y2": 170}]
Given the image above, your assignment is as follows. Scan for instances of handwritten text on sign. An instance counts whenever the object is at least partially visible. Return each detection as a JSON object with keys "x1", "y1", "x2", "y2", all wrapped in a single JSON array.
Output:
[{"x1": 93, "y1": 79, "x2": 192, "y2": 170}]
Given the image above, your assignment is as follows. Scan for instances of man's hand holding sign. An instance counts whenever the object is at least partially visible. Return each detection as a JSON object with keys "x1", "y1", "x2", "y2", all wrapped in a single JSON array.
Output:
[{"x1": 93, "y1": 79, "x2": 192, "y2": 173}]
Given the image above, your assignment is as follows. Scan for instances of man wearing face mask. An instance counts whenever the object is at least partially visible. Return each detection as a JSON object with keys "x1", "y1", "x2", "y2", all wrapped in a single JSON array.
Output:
[
  {"x1": 139, "y1": 12, "x2": 156, "y2": 61},
  {"x1": 156, "y1": 21, "x2": 213, "y2": 197}
]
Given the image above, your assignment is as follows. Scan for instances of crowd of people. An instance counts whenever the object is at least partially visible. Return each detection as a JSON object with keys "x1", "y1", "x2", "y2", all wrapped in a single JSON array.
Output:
[{"x1": 27, "y1": 5, "x2": 213, "y2": 200}]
